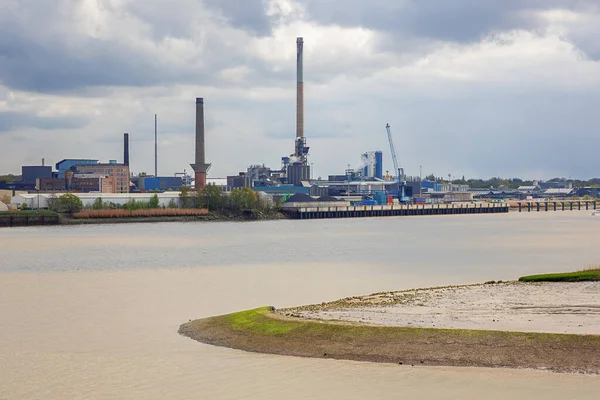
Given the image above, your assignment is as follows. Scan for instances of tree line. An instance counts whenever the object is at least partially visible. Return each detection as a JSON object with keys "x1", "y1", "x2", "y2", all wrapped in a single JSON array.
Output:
[{"x1": 44, "y1": 185, "x2": 276, "y2": 214}]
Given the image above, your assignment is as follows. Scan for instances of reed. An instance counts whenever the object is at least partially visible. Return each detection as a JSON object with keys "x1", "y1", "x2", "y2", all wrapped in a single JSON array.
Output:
[{"x1": 73, "y1": 208, "x2": 208, "y2": 219}]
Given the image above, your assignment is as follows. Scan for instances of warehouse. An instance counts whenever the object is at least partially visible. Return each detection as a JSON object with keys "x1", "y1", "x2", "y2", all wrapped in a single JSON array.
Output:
[{"x1": 11, "y1": 192, "x2": 184, "y2": 209}]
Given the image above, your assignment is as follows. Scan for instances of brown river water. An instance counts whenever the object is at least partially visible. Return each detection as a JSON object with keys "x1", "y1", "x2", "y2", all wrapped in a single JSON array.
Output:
[{"x1": 1, "y1": 212, "x2": 599, "y2": 399}]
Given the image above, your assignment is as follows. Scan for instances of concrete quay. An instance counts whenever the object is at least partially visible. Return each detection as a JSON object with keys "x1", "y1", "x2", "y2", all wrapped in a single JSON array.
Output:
[{"x1": 282, "y1": 202, "x2": 509, "y2": 219}]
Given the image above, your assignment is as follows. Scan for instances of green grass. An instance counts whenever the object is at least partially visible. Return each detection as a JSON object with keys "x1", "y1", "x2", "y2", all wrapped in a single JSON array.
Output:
[
  {"x1": 202, "y1": 307, "x2": 577, "y2": 343},
  {"x1": 226, "y1": 307, "x2": 298, "y2": 336},
  {"x1": 519, "y1": 270, "x2": 600, "y2": 282}
]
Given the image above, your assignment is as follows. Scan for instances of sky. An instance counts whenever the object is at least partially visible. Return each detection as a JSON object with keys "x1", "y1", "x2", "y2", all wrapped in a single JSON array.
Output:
[{"x1": 1, "y1": 0, "x2": 599, "y2": 180}]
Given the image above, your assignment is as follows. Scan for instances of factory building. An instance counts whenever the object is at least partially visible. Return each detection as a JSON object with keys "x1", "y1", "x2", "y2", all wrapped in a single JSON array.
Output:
[
  {"x1": 361, "y1": 151, "x2": 383, "y2": 180},
  {"x1": 21, "y1": 165, "x2": 52, "y2": 186},
  {"x1": 56, "y1": 159, "x2": 99, "y2": 179},
  {"x1": 72, "y1": 162, "x2": 130, "y2": 193},
  {"x1": 136, "y1": 176, "x2": 183, "y2": 192},
  {"x1": 11, "y1": 192, "x2": 183, "y2": 210},
  {"x1": 39, "y1": 173, "x2": 114, "y2": 193}
]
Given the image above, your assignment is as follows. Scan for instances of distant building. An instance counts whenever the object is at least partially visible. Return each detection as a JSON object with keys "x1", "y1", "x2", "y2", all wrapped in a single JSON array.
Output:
[
  {"x1": 141, "y1": 177, "x2": 182, "y2": 192},
  {"x1": 361, "y1": 151, "x2": 383, "y2": 179},
  {"x1": 21, "y1": 165, "x2": 52, "y2": 186},
  {"x1": 73, "y1": 162, "x2": 129, "y2": 193},
  {"x1": 39, "y1": 178, "x2": 66, "y2": 191},
  {"x1": 39, "y1": 175, "x2": 113, "y2": 193},
  {"x1": 56, "y1": 159, "x2": 98, "y2": 179},
  {"x1": 227, "y1": 174, "x2": 251, "y2": 189}
]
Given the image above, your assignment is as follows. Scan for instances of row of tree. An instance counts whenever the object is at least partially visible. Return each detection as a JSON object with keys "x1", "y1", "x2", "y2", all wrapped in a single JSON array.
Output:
[
  {"x1": 44, "y1": 185, "x2": 276, "y2": 214},
  {"x1": 422, "y1": 175, "x2": 600, "y2": 189}
]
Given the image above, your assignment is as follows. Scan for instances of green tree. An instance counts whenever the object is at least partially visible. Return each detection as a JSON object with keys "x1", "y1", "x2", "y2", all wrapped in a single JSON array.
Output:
[
  {"x1": 123, "y1": 199, "x2": 148, "y2": 211},
  {"x1": 179, "y1": 186, "x2": 195, "y2": 208},
  {"x1": 167, "y1": 198, "x2": 178, "y2": 209},
  {"x1": 47, "y1": 194, "x2": 59, "y2": 212},
  {"x1": 149, "y1": 193, "x2": 160, "y2": 209},
  {"x1": 229, "y1": 187, "x2": 258, "y2": 210},
  {"x1": 59, "y1": 193, "x2": 83, "y2": 213},
  {"x1": 92, "y1": 197, "x2": 104, "y2": 210},
  {"x1": 198, "y1": 184, "x2": 224, "y2": 211}
]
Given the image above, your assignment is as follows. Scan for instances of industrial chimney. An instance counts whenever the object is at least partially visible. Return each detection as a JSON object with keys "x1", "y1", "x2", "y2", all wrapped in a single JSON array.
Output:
[
  {"x1": 296, "y1": 37, "x2": 304, "y2": 139},
  {"x1": 190, "y1": 98, "x2": 211, "y2": 188},
  {"x1": 123, "y1": 133, "x2": 130, "y2": 166}
]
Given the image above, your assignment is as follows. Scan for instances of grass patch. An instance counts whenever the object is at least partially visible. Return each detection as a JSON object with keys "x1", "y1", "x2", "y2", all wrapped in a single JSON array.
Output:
[
  {"x1": 519, "y1": 269, "x2": 600, "y2": 282},
  {"x1": 226, "y1": 307, "x2": 297, "y2": 336}
]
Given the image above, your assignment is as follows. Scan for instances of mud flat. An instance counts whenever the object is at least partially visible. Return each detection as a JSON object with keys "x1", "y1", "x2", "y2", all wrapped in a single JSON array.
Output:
[
  {"x1": 285, "y1": 281, "x2": 600, "y2": 335},
  {"x1": 180, "y1": 282, "x2": 600, "y2": 374}
]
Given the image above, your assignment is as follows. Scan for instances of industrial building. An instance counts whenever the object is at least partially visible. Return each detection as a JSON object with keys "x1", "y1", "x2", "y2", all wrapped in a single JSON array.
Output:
[
  {"x1": 56, "y1": 159, "x2": 99, "y2": 179},
  {"x1": 361, "y1": 151, "x2": 383, "y2": 180},
  {"x1": 10, "y1": 192, "x2": 182, "y2": 210},
  {"x1": 132, "y1": 176, "x2": 183, "y2": 192},
  {"x1": 21, "y1": 165, "x2": 52, "y2": 186},
  {"x1": 71, "y1": 162, "x2": 130, "y2": 193}
]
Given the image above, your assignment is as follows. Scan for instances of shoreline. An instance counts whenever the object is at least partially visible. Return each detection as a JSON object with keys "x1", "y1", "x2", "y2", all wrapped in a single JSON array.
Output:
[
  {"x1": 57, "y1": 210, "x2": 288, "y2": 226},
  {"x1": 179, "y1": 282, "x2": 600, "y2": 374}
]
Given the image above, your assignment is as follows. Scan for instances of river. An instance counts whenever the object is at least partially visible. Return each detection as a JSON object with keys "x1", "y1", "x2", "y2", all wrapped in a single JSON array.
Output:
[{"x1": 1, "y1": 212, "x2": 599, "y2": 399}]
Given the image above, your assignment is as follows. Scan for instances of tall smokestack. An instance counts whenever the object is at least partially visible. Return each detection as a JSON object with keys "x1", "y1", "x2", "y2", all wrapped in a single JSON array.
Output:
[
  {"x1": 154, "y1": 114, "x2": 158, "y2": 177},
  {"x1": 123, "y1": 133, "x2": 129, "y2": 166},
  {"x1": 296, "y1": 37, "x2": 304, "y2": 138},
  {"x1": 190, "y1": 98, "x2": 211, "y2": 188}
]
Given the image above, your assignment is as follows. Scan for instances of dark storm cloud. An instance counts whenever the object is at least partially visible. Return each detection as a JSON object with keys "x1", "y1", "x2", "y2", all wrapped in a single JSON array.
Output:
[
  {"x1": 301, "y1": 0, "x2": 596, "y2": 43},
  {"x1": 0, "y1": 111, "x2": 89, "y2": 132},
  {"x1": 204, "y1": 0, "x2": 273, "y2": 36},
  {"x1": 2, "y1": 0, "x2": 598, "y2": 95},
  {"x1": 0, "y1": 0, "x2": 251, "y2": 93}
]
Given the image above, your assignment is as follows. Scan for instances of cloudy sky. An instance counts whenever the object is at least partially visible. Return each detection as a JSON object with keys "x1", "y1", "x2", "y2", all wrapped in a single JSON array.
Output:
[{"x1": 1, "y1": 0, "x2": 599, "y2": 180}]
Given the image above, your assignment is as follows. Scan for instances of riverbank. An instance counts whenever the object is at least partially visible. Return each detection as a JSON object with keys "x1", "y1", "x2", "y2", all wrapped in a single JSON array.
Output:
[
  {"x1": 180, "y1": 281, "x2": 600, "y2": 374},
  {"x1": 57, "y1": 209, "x2": 288, "y2": 225}
]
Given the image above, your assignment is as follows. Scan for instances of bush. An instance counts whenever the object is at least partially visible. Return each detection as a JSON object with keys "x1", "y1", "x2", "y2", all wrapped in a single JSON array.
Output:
[
  {"x1": 179, "y1": 186, "x2": 196, "y2": 208},
  {"x1": 92, "y1": 197, "x2": 104, "y2": 210},
  {"x1": 167, "y1": 199, "x2": 178, "y2": 209},
  {"x1": 149, "y1": 194, "x2": 160, "y2": 209},
  {"x1": 59, "y1": 193, "x2": 83, "y2": 213},
  {"x1": 229, "y1": 187, "x2": 258, "y2": 210},
  {"x1": 198, "y1": 184, "x2": 223, "y2": 211},
  {"x1": 47, "y1": 194, "x2": 59, "y2": 212},
  {"x1": 123, "y1": 198, "x2": 149, "y2": 211}
]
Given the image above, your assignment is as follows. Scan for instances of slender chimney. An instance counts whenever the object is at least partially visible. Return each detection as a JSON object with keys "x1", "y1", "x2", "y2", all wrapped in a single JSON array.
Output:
[
  {"x1": 42, "y1": 157, "x2": 45, "y2": 166},
  {"x1": 154, "y1": 114, "x2": 158, "y2": 177},
  {"x1": 190, "y1": 98, "x2": 211, "y2": 188},
  {"x1": 123, "y1": 133, "x2": 129, "y2": 166},
  {"x1": 296, "y1": 37, "x2": 304, "y2": 138}
]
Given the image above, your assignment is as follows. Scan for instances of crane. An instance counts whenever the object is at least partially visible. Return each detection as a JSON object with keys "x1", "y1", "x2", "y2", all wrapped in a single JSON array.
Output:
[{"x1": 385, "y1": 123, "x2": 407, "y2": 201}]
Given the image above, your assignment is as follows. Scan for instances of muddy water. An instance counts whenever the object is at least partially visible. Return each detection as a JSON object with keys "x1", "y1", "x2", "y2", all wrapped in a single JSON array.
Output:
[{"x1": 1, "y1": 212, "x2": 599, "y2": 399}]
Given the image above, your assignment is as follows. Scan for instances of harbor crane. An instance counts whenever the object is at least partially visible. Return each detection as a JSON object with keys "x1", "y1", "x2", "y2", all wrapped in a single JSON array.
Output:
[{"x1": 385, "y1": 123, "x2": 408, "y2": 201}]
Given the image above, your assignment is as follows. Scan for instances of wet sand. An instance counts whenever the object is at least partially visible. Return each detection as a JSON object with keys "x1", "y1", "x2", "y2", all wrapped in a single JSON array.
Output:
[{"x1": 282, "y1": 281, "x2": 600, "y2": 335}]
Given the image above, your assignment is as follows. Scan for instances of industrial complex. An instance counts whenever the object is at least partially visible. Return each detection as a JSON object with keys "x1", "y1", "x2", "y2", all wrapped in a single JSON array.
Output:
[{"x1": 1, "y1": 36, "x2": 599, "y2": 213}]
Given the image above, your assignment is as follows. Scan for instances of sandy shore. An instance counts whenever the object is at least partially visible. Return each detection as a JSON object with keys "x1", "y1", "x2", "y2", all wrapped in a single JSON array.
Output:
[{"x1": 281, "y1": 281, "x2": 600, "y2": 335}]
